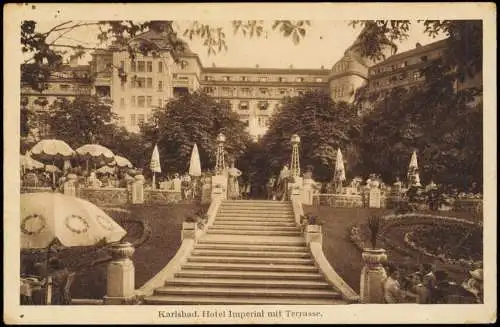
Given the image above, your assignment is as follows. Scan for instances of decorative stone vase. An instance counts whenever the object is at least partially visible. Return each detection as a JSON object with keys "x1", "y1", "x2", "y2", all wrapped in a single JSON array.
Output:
[
  {"x1": 104, "y1": 242, "x2": 136, "y2": 304},
  {"x1": 360, "y1": 248, "x2": 388, "y2": 303}
]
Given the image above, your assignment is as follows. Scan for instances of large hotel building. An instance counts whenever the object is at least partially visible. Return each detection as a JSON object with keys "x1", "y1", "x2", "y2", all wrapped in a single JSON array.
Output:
[{"x1": 22, "y1": 29, "x2": 480, "y2": 140}]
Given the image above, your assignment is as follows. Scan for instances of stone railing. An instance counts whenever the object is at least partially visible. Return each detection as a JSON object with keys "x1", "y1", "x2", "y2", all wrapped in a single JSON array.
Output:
[
  {"x1": 134, "y1": 190, "x2": 223, "y2": 301},
  {"x1": 20, "y1": 187, "x2": 53, "y2": 193},
  {"x1": 313, "y1": 193, "x2": 364, "y2": 208},
  {"x1": 144, "y1": 189, "x2": 182, "y2": 205},
  {"x1": 292, "y1": 191, "x2": 360, "y2": 303},
  {"x1": 78, "y1": 187, "x2": 129, "y2": 207},
  {"x1": 454, "y1": 198, "x2": 483, "y2": 213}
]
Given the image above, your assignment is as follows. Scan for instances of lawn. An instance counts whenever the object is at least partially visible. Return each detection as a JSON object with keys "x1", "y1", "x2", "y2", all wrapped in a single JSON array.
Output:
[
  {"x1": 303, "y1": 205, "x2": 477, "y2": 293},
  {"x1": 22, "y1": 203, "x2": 207, "y2": 300}
]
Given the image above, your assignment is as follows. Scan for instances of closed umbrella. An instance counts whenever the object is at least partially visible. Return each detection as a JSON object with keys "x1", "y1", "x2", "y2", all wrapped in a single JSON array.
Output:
[
  {"x1": 150, "y1": 144, "x2": 161, "y2": 189},
  {"x1": 333, "y1": 148, "x2": 346, "y2": 193},
  {"x1": 30, "y1": 139, "x2": 75, "y2": 187},
  {"x1": 189, "y1": 143, "x2": 202, "y2": 199},
  {"x1": 408, "y1": 150, "x2": 421, "y2": 187}
]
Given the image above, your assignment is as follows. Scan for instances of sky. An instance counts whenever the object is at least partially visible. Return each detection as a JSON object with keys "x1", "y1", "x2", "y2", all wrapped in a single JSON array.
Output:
[{"x1": 33, "y1": 20, "x2": 446, "y2": 69}]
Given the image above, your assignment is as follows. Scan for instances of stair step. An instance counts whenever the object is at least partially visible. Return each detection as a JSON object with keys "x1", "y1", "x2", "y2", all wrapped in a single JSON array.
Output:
[
  {"x1": 181, "y1": 262, "x2": 318, "y2": 272},
  {"x1": 154, "y1": 286, "x2": 340, "y2": 298},
  {"x1": 217, "y1": 212, "x2": 293, "y2": 217},
  {"x1": 222, "y1": 200, "x2": 291, "y2": 205},
  {"x1": 214, "y1": 217, "x2": 295, "y2": 222},
  {"x1": 144, "y1": 295, "x2": 346, "y2": 305},
  {"x1": 174, "y1": 270, "x2": 323, "y2": 280},
  {"x1": 212, "y1": 221, "x2": 297, "y2": 227},
  {"x1": 208, "y1": 225, "x2": 299, "y2": 232},
  {"x1": 195, "y1": 243, "x2": 308, "y2": 252},
  {"x1": 206, "y1": 229, "x2": 301, "y2": 236},
  {"x1": 198, "y1": 237, "x2": 306, "y2": 246},
  {"x1": 187, "y1": 255, "x2": 313, "y2": 265},
  {"x1": 191, "y1": 249, "x2": 309, "y2": 258},
  {"x1": 167, "y1": 278, "x2": 329, "y2": 289},
  {"x1": 219, "y1": 208, "x2": 293, "y2": 213}
]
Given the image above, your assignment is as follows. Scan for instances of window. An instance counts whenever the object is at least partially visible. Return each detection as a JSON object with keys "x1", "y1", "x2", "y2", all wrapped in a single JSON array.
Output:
[
  {"x1": 296, "y1": 77, "x2": 304, "y2": 82},
  {"x1": 146, "y1": 96, "x2": 152, "y2": 106},
  {"x1": 241, "y1": 88, "x2": 252, "y2": 96},
  {"x1": 138, "y1": 114, "x2": 145, "y2": 125},
  {"x1": 137, "y1": 61, "x2": 145, "y2": 72},
  {"x1": 158, "y1": 98, "x2": 162, "y2": 107},
  {"x1": 130, "y1": 114, "x2": 136, "y2": 126},
  {"x1": 239, "y1": 101, "x2": 249, "y2": 110},
  {"x1": 222, "y1": 87, "x2": 233, "y2": 96},
  {"x1": 279, "y1": 88, "x2": 287, "y2": 95},
  {"x1": 119, "y1": 116, "x2": 125, "y2": 125},
  {"x1": 259, "y1": 88, "x2": 268, "y2": 95},
  {"x1": 203, "y1": 86, "x2": 214, "y2": 94},
  {"x1": 136, "y1": 77, "x2": 146, "y2": 88},
  {"x1": 119, "y1": 98, "x2": 125, "y2": 108},
  {"x1": 278, "y1": 77, "x2": 286, "y2": 82},
  {"x1": 258, "y1": 101, "x2": 268, "y2": 110},
  {"x1": 259, "y1": 76, "x2": 267, "y2": 82},
  {"x1": 120, "y1": 61, "x2": 125, "y2": 69},
  {"x1": 137, "y1": 96, "x2": 145, "y2": 107},
  {"x1": 158, "y1": 80, "x2": 163, "y2": 91},
  {"x1": 147, "y1": 61, "x2": 153, "y2": 73},
  {"x1": 131, "y1": 96, "x2": 136, "y2": 107},
  {"x1": 131, "y1": 61, "x2": 136, "y2": 72},
  {"x1": 223, "y1": 76, "x2": 231, "y2": 81},
  {"x1": 158, "y1": 61, "x2": 163, "y2": 73},
  {"x1": 413, "y1": 71, "x2": 421, "y2": 80},
  {"x1": 147, "y1": 77, "x2": 153, "y2": 88},
  {"x1": 59, "y1": 84, "x2": 70, "y2": 90},
  {"x1": 420, "y1": 55, "x2": 428, "y2": 62},
  {"x1": 204, "y1": 76, "x2": 214, "y2": 81},
  {"x1": 241, "y1": 76, "x2": 248, "y2": 81},
  {"x1": 297, "y1": 89, "x2": 304, "y2": 96},
  {"x1": 315, "y1": 78, "x2": 323, "y2": 83}
]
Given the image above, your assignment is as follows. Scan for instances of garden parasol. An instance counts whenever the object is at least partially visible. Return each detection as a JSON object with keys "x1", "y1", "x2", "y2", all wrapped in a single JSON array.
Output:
[
  {"x1": 189, "y1": 143, "x2": 202, "y2": 198},
  {"x1": 333, "y1": 148, "x2": 346, "y2": 193},
  {"x1": 76, "y1": 144, "x2": 115, "y2": 171},
  {"x1": 30, "y1": 139, "x2": 75, "y2": 187},
  {"x1": 407, "y1": 150, "x2": 421, "y2": 187},
  {"x1": 96, "y1": 165, "x2": 115, "y2": 175},
  {"x1": 20, "y1": 153, "x2": 44, "y2": 173},
  {"x1": 44, "y1": 164, "x2": 62, "y2": 174},
  {"x1": 150, "y1": 144, "x2": 161, "y2": 189},
  {"x1": 20, "y1": 192, "x2": 127, "y2": 303},
  {"x1": 108, "y1": 155, "x2": 133, "y2": 168}
]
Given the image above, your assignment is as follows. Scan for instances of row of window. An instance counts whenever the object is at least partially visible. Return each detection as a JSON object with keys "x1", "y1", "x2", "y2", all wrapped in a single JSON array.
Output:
[
  {"x1": 203, "y1": 75, "x2": 324, "y2": 83},
  {"x1": 240, "y1": 116, "x2": 270, "y2": 128},
  {"x1": 119, "y1": 96, "x2": 165, "y2": 109},
  {"x1": 202, "y1": 86, "x2": 313, "y2": 97},
  {"x1": 332, "y1": 61, "x2": 351, "y2": 74},
  {"x1": 122, "y1": 76, "x2": 189, "y2": 90},
  {"x1": 120, "y1": 60, "x2": 162, "y2": 74},
  {"x1": 331, "y1": 85, "x2": 353, "y2": 98},
  {"x1": 370, "y1": 55, "x2": 430, "y2": 76},
  {"x1": 370, "y1": 71, "x2": 423, "y2": 87}
]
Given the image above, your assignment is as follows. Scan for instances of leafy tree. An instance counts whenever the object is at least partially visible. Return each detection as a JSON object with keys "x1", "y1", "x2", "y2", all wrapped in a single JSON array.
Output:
[
  {"x1": 140, "y1": 91, "x2": 252, "y2": 174},
  {"x1": 257, "y1": 90, "x2": 361, "y2": 183},
  {"x1": 47, "y1": 96, "x2": 116, "y2": 148},
  {"x1": 358, "y1": 70, "x2": 482, "y2": 189},
  {"x1": 99, "y1": 125, "x2": 150, "y2": 169}
]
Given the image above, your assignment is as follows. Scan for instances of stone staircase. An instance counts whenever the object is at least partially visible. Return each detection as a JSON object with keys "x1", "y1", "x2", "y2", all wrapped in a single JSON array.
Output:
[{"x1": 144, "y1": 200, "x2": 349, "y2": 304}]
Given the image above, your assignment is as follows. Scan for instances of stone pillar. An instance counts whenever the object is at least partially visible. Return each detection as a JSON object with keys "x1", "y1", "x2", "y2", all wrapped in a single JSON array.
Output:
[
  {"x1": 182, "y1": 222, "x2": 197, "y2": 241},
  {"x1": 63, "y1": 173, "x2": 77, "y2": 197},
  {"x1": 288, "y1": 176, "x2": 303, "y2": 201},
  {"x1": 104, "y1": 242, "x2": 136, "y2": 304},
  {"x1": 368, "y1": 188, "x2": 381, "y2": 208},
  {"x1": 201, "y1": 176, "x2": 212, "y2": 204},
  {"x1": 302, "y1": 177, "x2": 315, "y2": 205},
  {"x1": 211, "y1": 175, "x2": 227, "y2": 201},
  {"x1": 304, "y1": 224, "x2": 322, "y2": 245},
  {"x1": 131, "y1": 174, "x2": 144, "y2": 204},
  {"x1": 360, "y1": 248, "x2": 387, "y2": 303}
]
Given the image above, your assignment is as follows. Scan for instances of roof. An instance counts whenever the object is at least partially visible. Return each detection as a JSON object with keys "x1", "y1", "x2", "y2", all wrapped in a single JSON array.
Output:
[
  {"x1": 131, "y1": 30, "x2": 196, "y2": 55},
  {"x1": 371, "y1": 38, "x2": 449, "y2": 68},
  {"x1": 202, "y1": 66, "x2": 328, "y2": 75}
]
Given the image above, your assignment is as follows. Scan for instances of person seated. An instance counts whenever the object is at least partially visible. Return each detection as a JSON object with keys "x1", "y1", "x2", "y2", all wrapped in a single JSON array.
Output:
[{"x1": 20, "y1": 260, "x2": 45, "y2": 305}]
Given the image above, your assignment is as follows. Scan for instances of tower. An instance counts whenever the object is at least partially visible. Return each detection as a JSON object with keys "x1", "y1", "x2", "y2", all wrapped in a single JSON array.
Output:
[
  {"x1": 215, "y1": 133, "x2": 226, "y2": 174},
  {"x1": 290, "y1": 134, "x2": 301, "y2": 178}
]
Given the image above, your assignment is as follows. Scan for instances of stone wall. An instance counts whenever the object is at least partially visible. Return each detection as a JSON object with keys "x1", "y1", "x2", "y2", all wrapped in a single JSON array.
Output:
[
  {"x1": 78, "y1": 187, "x2": 129, "y2": 207},
  {"x1": 454, "y1": 198, "x2": 483, "y2": 213},
  {"x1": 313, "y1": 194, "x2": 364, "y2": 208},
  {"x1": 20, "y1": 187, "x2": 53, "y2": 194},
  {"x1": 144, "y1": 190, "x2": 182, "y2": 205}
]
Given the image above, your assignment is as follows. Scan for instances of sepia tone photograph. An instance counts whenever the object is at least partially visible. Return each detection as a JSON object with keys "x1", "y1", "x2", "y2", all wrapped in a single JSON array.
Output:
[{"x1": 4, "y1": 2, "x2": 496, "y2": 324}]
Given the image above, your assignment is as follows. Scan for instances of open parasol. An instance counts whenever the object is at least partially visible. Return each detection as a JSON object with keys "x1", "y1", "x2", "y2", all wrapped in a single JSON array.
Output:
[
  {"x1": 407, "y1": 150, "x2": 421, "y2": 187},
  {"x1": 108, "y1": 155, "x2": 133, "y2": 168},
  {"x1": 76, "y1": 144, "x2": 115, "y2": 171},
  {"x1": 30, "y1": 139, "x2": 75, "y2": 187},
  {"x1": 20, "y1": 153, "x2": 44, "y2": 172}
]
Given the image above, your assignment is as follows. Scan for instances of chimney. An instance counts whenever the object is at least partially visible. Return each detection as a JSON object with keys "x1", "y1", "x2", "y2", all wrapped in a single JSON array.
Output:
[{"x1": 416, "y1": 42, "x2": 422, "y2": 48}]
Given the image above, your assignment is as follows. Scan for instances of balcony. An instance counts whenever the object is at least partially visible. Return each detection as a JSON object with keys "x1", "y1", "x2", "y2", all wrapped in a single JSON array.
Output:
[{"x1": 172, "y1": 77, "x2": 191, "y2": 87}]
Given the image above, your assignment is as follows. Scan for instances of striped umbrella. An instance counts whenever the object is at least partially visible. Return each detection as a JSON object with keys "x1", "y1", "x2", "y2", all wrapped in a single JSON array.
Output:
[{"x1": 30, "y1": 139, "x2": 75, "y2": 187}]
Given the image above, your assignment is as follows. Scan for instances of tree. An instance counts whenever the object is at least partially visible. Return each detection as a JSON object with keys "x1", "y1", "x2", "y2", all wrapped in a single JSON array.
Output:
[
  {"x1": 140, "y1": 91, "x2": 252, "y2": 174},
  {"x1": 257, "y1": 90, "x2": 361, "y2": 183},
  {"x1": 358, "y1": 71, "x2": 482, "y2": 189},
  {"x1": 47, "y1": 96, "x2": 116, "y2": 148}
]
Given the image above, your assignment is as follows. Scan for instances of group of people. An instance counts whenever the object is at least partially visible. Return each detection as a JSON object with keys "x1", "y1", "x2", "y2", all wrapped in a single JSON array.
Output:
[
  {"x1": 383, "y1": 262, "x2": 484, "y2": 304},
  {"x1": 20, "y1": 257, "x2": 74, "y2": 305}
]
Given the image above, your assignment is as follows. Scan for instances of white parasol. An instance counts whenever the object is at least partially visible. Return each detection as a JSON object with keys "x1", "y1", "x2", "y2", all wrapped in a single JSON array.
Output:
[
  {"x1": 189, "y1": 143, "x2": 202, "y2": 177},
  {"x1": 150, "y1": 144, "x2": 161, "y2": 189},
  {"x1": 334, "y1": 148, "x2": 346, "y2": 182},
  {"x1": 407, "y1": 150, "x2": 421, "y2": 187},
  {"x1": 30, "y1": 139, "x2": 75, "y2": 187},
  {"x1": 109, "y1": 155, "x2": 133, "y2": 168}
]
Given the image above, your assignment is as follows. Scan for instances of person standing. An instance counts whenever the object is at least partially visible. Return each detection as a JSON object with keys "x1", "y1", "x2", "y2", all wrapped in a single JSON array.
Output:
[
  {"x1": 227, "y1": 160, "x2": 242, "y2": 200},
  {"x1": 266, "y1": 176, "x2": 276, "y2": 200},
  {"x1": 383, "y1": 266, "x2": 404, "y2": 303},
  {"x1": 276, "y1": 165, "x2": 290, "y2": 201}
]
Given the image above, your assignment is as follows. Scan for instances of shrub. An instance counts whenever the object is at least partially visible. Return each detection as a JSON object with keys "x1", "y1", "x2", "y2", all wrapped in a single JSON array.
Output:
[{"x1": 367, "y1": 215, "x2": 382, "y2": 249}]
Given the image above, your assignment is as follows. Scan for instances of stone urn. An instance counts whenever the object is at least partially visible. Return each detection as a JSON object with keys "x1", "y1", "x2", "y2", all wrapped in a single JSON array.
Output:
[
  {"x1": 104, "y1": 242, "x2": 136, "y2": 304},
  {"x1": 360, "y1": 248, "x2": 388, "y2": 303},
  {"x1": 304, "y1": 224, "x2": 322, "y2": 244}
]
